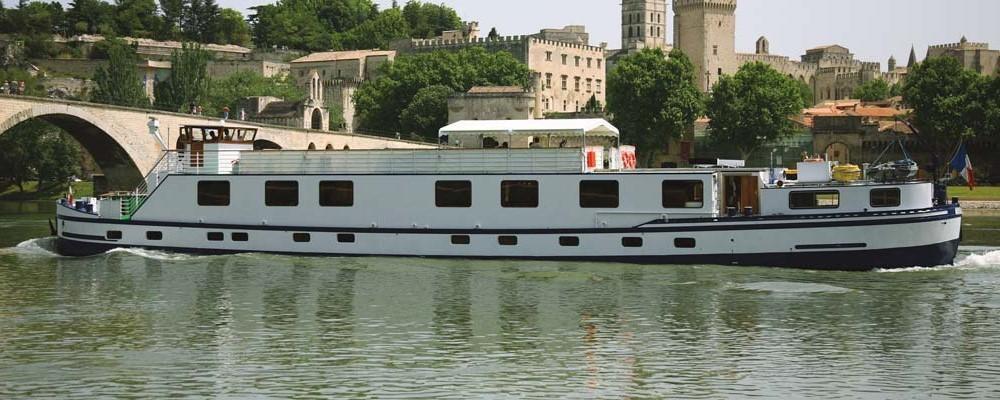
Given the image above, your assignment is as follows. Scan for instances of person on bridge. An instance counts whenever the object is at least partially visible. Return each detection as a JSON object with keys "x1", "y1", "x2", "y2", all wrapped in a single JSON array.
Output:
[
  {"x1": 17, "y1": 81, "x2": 26, "y2": 95},
  {"x1": 1, "y1": 81, "x2": 8, "y2": 94},
  {"x1": 222, "y1": 106, "x2": 230, "y2": 120}
]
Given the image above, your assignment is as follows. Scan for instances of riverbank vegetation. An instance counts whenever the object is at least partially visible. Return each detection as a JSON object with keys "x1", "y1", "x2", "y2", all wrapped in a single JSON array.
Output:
[
  {"x1": 0, "y1": 181, "x2": 93, "y2": 201},
  {"x1": 950, "y1": 186, "x2": 1000, "y2": 202}
]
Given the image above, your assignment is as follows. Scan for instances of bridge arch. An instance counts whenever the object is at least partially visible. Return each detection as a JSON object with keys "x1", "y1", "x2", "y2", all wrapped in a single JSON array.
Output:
[{"x1": 0, "y1": 105, "x2": 153, "y2": 190}]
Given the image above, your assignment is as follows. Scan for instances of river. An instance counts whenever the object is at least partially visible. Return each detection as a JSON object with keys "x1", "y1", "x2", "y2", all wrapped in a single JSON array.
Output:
[{"x1": 2, "y1": 201, "x2": 1000, "y2": 398}]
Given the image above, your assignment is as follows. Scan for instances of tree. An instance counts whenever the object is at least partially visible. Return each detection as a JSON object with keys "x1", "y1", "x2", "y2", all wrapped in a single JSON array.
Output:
[
  {"x1": 0, "y1": 120, "x2": 80, "y2": 192},
  {"x1": 214, "y1": 8, "x2": 251, "y2": 46},
  {"x1": 0, "y1": 121, "x2": 42, "y2": 192},
  {"x1": 402, "y1": 0, "x2": 461, "y2": 39},
  {"x1": 183, "y1": 0, "x2": 221, "y2": 43},
  {"x1": 250, "y1": 0, "x2": 382, "y2": 51},
  {"x1": 337, "y1": 7, "x2": 410, "y2": 50},
  {"x1": 853, "y1": 79, "x2": 891, "y2": 102},
  {"x1": 114, "y1": 0, "x2": 161, "y2": 38},
  {"x1": 582, "y1": 94, "x2": 602, "y2": 113},
  {"x1": 154, "y1": 43, "x2": 211, "y2": 113},
  {"x1": 705, "y1": 61, "x2": 804, "y2": 160},
  {"x1": 796, "y1": 80, "x2": 813, "y2": 108},
  {"x1": 606, "y1": 48, "x2": 704, "y2": 166},
  {"x1": 36, "y1": 131, "x2": 81, "y2": 187},
  {"x1": 158, "y1": 0, "x2": 185, "y2": 39},
  {"x1": 66, "y1": 0, "x2": 114, "y2": 35},
  {"x1": 902, "y1": 56, "x2": 983, "y2": 169},
  {"x1": 202, "y1": 70, "x2": 305, "y2": 117},
  {"x1": 399, "y1": 85, "x2": 453, "y2": 138},
  {"x1": 6, "y1": 1, "x2": 66, "y2": 35},
  {"x1": 354, "y1": 47, "x2": 532, "y2": 137},
  {"x1": 91, "y1": 40, "x2": 149, "y2": 107}
]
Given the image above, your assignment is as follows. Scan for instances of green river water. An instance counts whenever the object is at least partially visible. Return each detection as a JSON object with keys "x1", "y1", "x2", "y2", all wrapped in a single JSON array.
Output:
[{"x1": 2, "y1": 201, "x2": 1000, "y2": 398}]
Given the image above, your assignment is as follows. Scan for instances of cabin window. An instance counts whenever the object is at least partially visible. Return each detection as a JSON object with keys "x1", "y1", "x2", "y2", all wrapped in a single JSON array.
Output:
[
  {"x1": 559, "y1": 236, "x2": 580, "y2": 247},
  {"x1": 232, "y1": 232, "x2": 249, "y2": 242},
  {"x1": 106, "y1": 230, "x2": 123, "y2": 240},
  {"x1": 146, "y1": 231, "x2": 163, "y2": 241},
  {"x1": 622, "y1": 237, "x2": 644, "y2": 248},
  {"x1": 675, "y1": 238, "x2": 696, "y2": 248},
  {"x1": 580, "y1": 181, "x2": 619, "y2": 208},
  {"x1": 198, "y1": 181, "x2": 230, "y2": 206},
  {"x1": 338, "y1": 233, "x2": 356, "y2": 243},
  {"x1": 319, "y1": 181, "x2": 354, "y2": 207},
  {"x1": 265, "y1": 181, "x2": 299, "y2": 207},
  {"x1": 501, "y1": 180, "x2": 539, "y2": 208},
  {"x1": 293, "y1": 233, "x2": 311, "y2": 243},
  {"x1": 451, "y1": 235, "x2": 471, "y2": 245},
  {"x1": 498, "y1": 236, "x2": 518, "y2": 246},
  {"x1": 436, "y1": 181, "x2": 472, "y2": 208},
  {"x1": 207, "y1": 232, "x2": 224, "y2": 241},
  {"x1": 870, "y1": 188, "x2": 901, "y2": 208},
  {"x1": 662, "y1": 180, "x2": 705, "y2": 208},
  {"x1": 789, "y1": 191, "x2": 840, "y2": 209}
]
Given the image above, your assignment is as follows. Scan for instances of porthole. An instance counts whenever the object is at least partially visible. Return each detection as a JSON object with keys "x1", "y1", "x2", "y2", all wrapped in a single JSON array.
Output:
[
  {"x1": 498, "y1": 236, "x2": 518, "y2": 246},
  {"x1": 338, "y1": 233, "x2": 356, "y2": 243},
  {"x1": 207, "y1": 232, "x2": 224, "y2": 241},
  {"x1": 675, "y1": 238, "x2": 696, "y2": 248},
  {"x1": 622, "y1": 237, "x2": 643, "y2": 248},
  {"x1": 451, "y1": 235, "x2": 471, "y2": 245},
  {"x1": 559, "y1": 236, "x2": 580, "y2": 247},
  {"x1": 106, "y1": 230, "x2": 123, "y2": 240},
  {"x1": 293, "y1": 233, "x2": 311, "y2": 243},
  {"x1": 232, "y1": 232, "x2": 249, "y2": 242},
  {"x1": 146, "y1": 231, "x2": 163, "y2": 241}
]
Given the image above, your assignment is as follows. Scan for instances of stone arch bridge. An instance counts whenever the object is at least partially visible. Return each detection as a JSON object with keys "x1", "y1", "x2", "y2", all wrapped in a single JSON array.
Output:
[{"x1": 0, "y1": 95, "x2": 432, "y2": 189}]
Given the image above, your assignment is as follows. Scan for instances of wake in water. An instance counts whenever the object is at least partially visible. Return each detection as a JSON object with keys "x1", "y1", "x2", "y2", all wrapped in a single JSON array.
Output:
[
  {"x1": 877, "y1": 248, "x2": 1000, "y2": 273},
  {"x1": 3, "y1": 237, "x2": 62, "y2": 257}
]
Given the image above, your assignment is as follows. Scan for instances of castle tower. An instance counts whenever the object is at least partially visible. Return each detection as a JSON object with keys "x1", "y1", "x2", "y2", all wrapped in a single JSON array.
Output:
[
  {"x1": 673, "y1": 0, "x2": 738, "y2": 91},
  {"x1": 621, "y1": 0, "x2": 668, "y2": 50}
]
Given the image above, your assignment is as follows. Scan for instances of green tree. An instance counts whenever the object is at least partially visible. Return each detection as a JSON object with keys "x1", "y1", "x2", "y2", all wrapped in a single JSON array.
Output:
[
  {"x1": 202, "y1": 70, "x2": 305, "y2": 117},
  {"x1": 705, "y1": 61, "x2": 804, "y2": 160},
  {"x1": 183, "y1": 0, "x2": 221, "y2": 43},
  {"x1": 606, "y1": 48, "x2": 704, "y2": 166},
  {"x1": 214, "y1": 8, "x2": 252, "y2": 46},
  {"x1": 91, "y1": 40, "x2": 149, "y2": 107},
  {"x1": 6, "y1": 1, "x2": 66, "y2": 35},
  {"x1": 337, "y1": 7, "x2": 410, "y2": 50},
  {"x1": 796, "y1": 80, "x2": 813, "y2": 107},
  {"x1": 902, "y1": 56, "x2": 983, "y2": 167},
  {"x1": 582, "y1": 94, "x2": 602, "y2": 113},
  {"x1": 158, "y1": 0, "x2": 185, "y2": 39},
  {"x1": 0, "y1": 122, "x2": 42, "y2": 192},
  {"x1": 354, "y1": 47, "x2": 532, "y2": 137},
  {"x1": 402, "y1": 0, "x2": 461, "y2": 39},
  {"x1": 399, "y1": 84, "x2": 453, "y2": 138},
  {"x1": 250, "y1": 0, "x2": 381, "y2": 51},
  {"x1": 154, "y1": 43, "x2": 211, "y2": 113},
  {"x1": 852, "y1": 79, "x2": 891, "y2": 102},
  {"x1": 114, "y1": 0, "x2": 161, "y2": 38},
  {"x1": 36, "y1": 131, "x2": 81, "y2": 187},
  {"x1": 66, "y1": 0, "x2": 114, "y2": 35}
]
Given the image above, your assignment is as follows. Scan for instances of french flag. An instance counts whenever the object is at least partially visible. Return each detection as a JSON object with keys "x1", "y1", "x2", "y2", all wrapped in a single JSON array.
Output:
[{"x1": 950, "y1": 143, "x2": 976, "y2": 189}]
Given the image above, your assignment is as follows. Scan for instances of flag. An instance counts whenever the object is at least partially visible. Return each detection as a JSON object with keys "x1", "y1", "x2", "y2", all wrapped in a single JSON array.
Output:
[{"x1": 949, "y1": 143, "x2": 976, "y2": 190}]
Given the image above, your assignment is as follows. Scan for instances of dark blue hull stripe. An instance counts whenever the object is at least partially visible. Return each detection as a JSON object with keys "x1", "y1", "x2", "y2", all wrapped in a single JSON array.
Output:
[
  {"x1": 57, "y1": 211, "x2": 959, "y2": 236},
  {"x1": 55, "y1": 237, "x2": 961, "y2": 271}
]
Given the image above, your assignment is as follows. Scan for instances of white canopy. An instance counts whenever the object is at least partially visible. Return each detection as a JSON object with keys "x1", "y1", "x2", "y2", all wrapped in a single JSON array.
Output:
[{"x1": 439, "y1": 119, "x2": 620, "y2": 138}]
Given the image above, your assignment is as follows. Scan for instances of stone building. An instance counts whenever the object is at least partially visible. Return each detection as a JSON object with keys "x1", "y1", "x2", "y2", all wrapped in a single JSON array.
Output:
[
  {"x1": 447, "y1": 86, "x2": 541, "y2": 123},
  {"x1": 673, "y1": 0, "x2": 739, "y2": 91},
  {"x1": 926, "y1": 36, "x2": 999, "y2": 77},
  {"x1": 622, "y1": 0, "x2": 669, "y2": 51},
  {"x1": 289, "y1": 50, "x2": 396, "y2": 132},
  {"x1": 392, "y1": 26, "x2": 606, "y2": 116}
]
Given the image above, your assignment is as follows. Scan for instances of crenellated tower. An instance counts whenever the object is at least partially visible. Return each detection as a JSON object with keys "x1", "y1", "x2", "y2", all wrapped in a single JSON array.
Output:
[
  {"x1": 673, "y1": 0, "x2": 738, "y2": 91},
  {"x1": 621, "y1": 0, "x2": 668, "y2": 50}
]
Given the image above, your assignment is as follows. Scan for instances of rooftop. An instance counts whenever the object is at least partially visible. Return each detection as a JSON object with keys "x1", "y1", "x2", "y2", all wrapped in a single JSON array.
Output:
[
  {"x1": 440, "y1": 119, "x2": 619, "y2": 138},
  {"x1": 466, "y1": 86, "x2": 527, "y2": 94},
  {"x1": 291, "y1": 50, "x2": 396, "y2": 63}
]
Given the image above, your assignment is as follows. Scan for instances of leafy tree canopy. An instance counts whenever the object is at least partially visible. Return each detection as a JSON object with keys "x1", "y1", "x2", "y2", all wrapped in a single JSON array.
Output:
[
  {"x1": 90, "y1": 40, "x2": 149, "y2": 108},
  {"x1": 201, "y1": 70, "x2": 305, "y2": 117},
  {"x1": 705, "y1": 61, "x2": 804, "y2": 160},
  {"x1": 606, "y1": 48, "x2": 704, "y2": 166},
  {"x1": 401, "y1": 0, "x2": 461, "y2": 39},
  {"x1": 399, "y1": 84, "x2": 453, "y2": 139},
  {"x1": 354, "y1": 46, "x2": 531, "y2": 139},
  {"x1": 154, "y1": 43, "x2": 211, "y2": 113},
  {"x1": 852, "y1": 79, "x2": 891, "y2": 102},
  {"x1": 902, "y1": 56, "x2": 984, "y2": 159},
  {"x1": 0, "y1": 120, "x2": 81, "y2": 192}
]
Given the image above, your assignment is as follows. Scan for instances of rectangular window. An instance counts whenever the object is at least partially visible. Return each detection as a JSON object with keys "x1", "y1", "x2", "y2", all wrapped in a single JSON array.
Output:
[
  {"x1": 870, "y1": 188, "x2": 901, "y2": 208},
  {"x1": 596, "y1": 79, "x2": 602, "y2": 93},
  {"x1": 789, "y1": 191, "x2": 841, "y2": 209},
  {"x1": 561, "y1": 75, "x2": 568, "y2": 90},
  {"x1": 501, "y1": 180, "x2": 539, "y2": 208},
  {"x1": 338, "y1": 233, "x2": 356, "y2": 243},
  {"x1": 265, "y1": 181, "x2": 299, "y2": 207},
  {"x1": 436, "y1": 181, "x2": 472, "y2": 208},
  {"x1": 622, "y1": 237, "x2": 643, "y2": 248},
  {"x1": 675, "y1": 238, "x2": 696, "y2": 248},
  {"x1": 586, "y1": 78, "x2": 592, "y2": 92},
  {"x1": 559, "y1": 236, "x2": 580, "y2": 247},
  {"x1": 575, "y1": 56, "x2": 580, "y2": 67},
  {"x1": 662, "y1": 181, "x2": 705, "y2": 208},
  {"x1": 107, "y1": 230, "x2": 123, "y2": 240},
  {"x1": 293, "y1": 233, "x2": 311, "y2": 243},
  {"x1": 198, "y1": 181, "x2": 230, "y2": 206},
  {"x1": 451, "y1": 235, "x2": 471, "y2": 245},
  {"x1": 713, "y1": 45, "x2": 718, "y2": 55},
  {"x1": 561, "y1": 54, "x2": 567, "y2": 65},
  {"x1": 498, "y1": 236, "x2": 518, "y2": 246},
  {"x1": 574, "y1": 77, "x2": 581, "y2": 92},
  {"x1": 319, "y1": 181, "x2": 354, "y2": 207},
  {"x1": 232, "y1": 232, "x2": 249, "y2": 242},
  {"x1": 587, "y1": 58, "x2": 592, "y2": 68},
  {"x1": 207, "y1": 232, "x2": 224, "y2": 241},
  {"x1": 580, "y1": 181, "x2": 619, "y2": 208},
  {"x1": 546, "y1": 51, "x2": 552, "y2": 61},
  {"x1": 545, "y1": 73, "x2": 552, "y2": 89},
  {"x1": 597, "y1": 59, "x2": 602, "y2": 69},
  {"x1": 146, "y1": 231, "x2": 162, "y2": 241}
]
